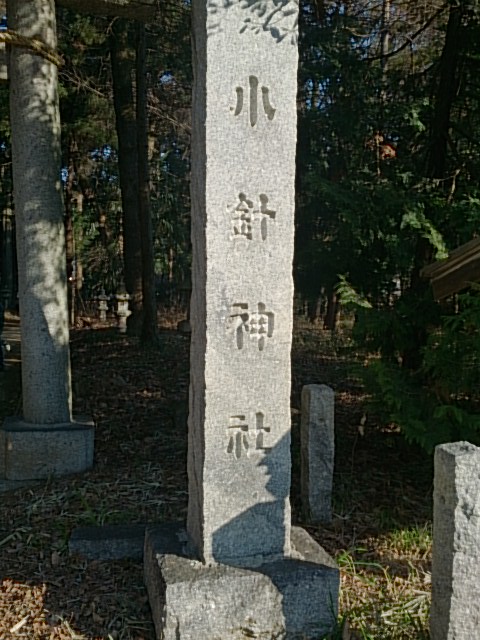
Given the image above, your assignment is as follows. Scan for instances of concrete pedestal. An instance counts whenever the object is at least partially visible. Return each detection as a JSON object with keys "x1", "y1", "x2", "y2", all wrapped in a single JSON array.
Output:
[
  {"x1": 0, "y1": 415, "x2": 94, "y2": 480},
  {"x1": 144, "y1": 523, "x2": 339, "y2": 640}
]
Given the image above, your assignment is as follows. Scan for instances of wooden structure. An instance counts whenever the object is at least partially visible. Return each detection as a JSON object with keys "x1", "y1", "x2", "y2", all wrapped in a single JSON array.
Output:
[{"x1": 421, "y1": 237, "x2": 480, "y2": 300}]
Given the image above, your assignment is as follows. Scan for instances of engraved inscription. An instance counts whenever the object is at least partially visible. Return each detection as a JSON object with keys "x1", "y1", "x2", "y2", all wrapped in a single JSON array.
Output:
[
  {"x1": 231, "y1": 75, "x2": 276, "y2": 127},
  {"x1": 233, "y1": 87, "x2": 243, "y2": 117},
  {"x1": 259, "y1": 194, "x2": 276, "y2": 241},
  {"x1": 228, "y1": 193, "x2": 276, "y2": 241},
  {"x1": 227, "y1": 414, "x2": 249, "y2": 459},
  {"x1": 254, "y1": 412, "x2": 271, "y2": 451},
  {"x1": 230, "y1": 193, "x2": 254, "y2": 240},
  {"x1": 249, "y1": 76, "x2": 258, "y2": 128},
  {"x1": 227, "y1": 412, "x2": 271, "y2": 460},
  {"x1": 228, "y1": 302, "x2": 274, "y2": 351}
]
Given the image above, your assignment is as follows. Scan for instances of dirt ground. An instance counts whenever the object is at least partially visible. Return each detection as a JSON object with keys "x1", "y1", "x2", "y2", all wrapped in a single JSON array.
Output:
[{"x1": 0, "y1": 314, "x2": 433, "y2": 639}]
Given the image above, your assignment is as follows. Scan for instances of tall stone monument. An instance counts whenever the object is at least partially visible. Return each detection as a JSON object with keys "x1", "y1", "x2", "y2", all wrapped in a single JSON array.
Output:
[{"x1": 144, "y1": 1, "x2": 339, "y2": 637}]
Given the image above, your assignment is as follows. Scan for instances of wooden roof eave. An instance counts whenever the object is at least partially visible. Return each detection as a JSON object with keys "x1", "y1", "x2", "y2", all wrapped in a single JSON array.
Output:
[{"x1": 421, "y1": 237, "x2": 480, "y2": 300}]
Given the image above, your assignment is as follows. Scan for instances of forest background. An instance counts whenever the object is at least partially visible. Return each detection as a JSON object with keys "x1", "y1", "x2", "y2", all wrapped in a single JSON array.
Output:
[{"x1": 1, "y1": 0, "x2": 480, "y2": 453}]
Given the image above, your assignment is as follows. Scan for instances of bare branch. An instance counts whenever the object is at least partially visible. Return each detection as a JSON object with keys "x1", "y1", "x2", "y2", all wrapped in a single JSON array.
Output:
[{"x1": 365, "y1": 3, "x2": 449, "y2": 64}]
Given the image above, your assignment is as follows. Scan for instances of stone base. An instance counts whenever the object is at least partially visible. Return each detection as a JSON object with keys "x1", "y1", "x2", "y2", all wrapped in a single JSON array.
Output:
[
  {"x1": 70, "y1": 524, "x2": 146, "y2": 561},
  {"x1": 0, "y1": 479, "x2": 40, "y2": 494},
  {"x1": 144, "y1": 523, "x2": 339, "y2": 640},
  {"x1": 0, "y1": 416, "x2": 95, "y2": 480}
]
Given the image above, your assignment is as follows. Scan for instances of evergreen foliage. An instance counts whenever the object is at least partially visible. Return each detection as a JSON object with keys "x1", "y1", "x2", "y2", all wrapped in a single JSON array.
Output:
[
  {"x1": 358, "y1": 292, "x2": 480, "y2": 452},
  {"x1": 295, "y1": 0, "x2": 480, "y2": 450},
  {"x1": 54, "y1": 3, "x2": 192, "y2": 300}
]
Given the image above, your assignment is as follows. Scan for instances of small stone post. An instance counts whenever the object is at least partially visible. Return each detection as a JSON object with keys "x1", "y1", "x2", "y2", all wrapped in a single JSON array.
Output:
[
  {"x1": 144, "y1": 2, "x2": 339, "y2": 638},
  {"x1": 430, "y1": 441, "x2": 480, "y2": 640},
  {"x1": 115, "y1": 291, "x2": 131, "y2": 333},
  {"x1": 0, "y1": 0, "x2": 93, "y2": 484},
  {"x1": 97, "y1": 289, "x2": 109, "y2": 322},
  {"x1": 301, "y1": 384, "x2": 335, "y2": 524}
]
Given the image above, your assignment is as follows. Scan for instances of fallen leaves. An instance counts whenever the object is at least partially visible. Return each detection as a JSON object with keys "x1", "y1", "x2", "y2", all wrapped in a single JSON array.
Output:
[{"x1": 0, "y1": 319, "x2": 433, "y2": 639}]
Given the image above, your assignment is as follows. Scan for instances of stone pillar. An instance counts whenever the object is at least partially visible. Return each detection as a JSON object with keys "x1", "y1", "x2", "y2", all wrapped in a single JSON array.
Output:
[
  {"x1": 9, "y1": 0, "x2": 71, "y2": 424},
  {"x1": 430, "y1": 442, "x2": 480, "y2": 640},
  {"x1": 186, "y1": 0, "x2": 298, "y2": 569},
  {"x1": 301, "y1": 384, "x2": 335, "y2": 524},
  {"x1": 144, "y1": 2, "x2": 339, "y2": 637},
  {"x1": 0, "y1": 0, "x2": 93, "y2": 484}
]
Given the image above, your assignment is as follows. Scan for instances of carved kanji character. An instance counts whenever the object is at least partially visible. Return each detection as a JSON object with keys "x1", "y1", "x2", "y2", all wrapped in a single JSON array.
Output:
[{"x1": 232, "y1": 75, "x2": 276, "y2": 127}]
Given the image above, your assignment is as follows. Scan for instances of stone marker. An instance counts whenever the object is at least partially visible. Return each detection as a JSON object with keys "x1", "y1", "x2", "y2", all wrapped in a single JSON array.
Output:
[
  {"x1": 144, "y1": 1, "x2": 339, "y2": 638},
  {"x1": 430, "y1": 441, "x2": 480, "y2": 640},
  {"x1": 0, "y1": 416, "x2": 94, "y2": 481},
  {"x1": 301, "y1": 384, "x2": 335, "y2": 524},
  {"x1": 70, "y1": 524, "x2": 147, "y2": 561}
]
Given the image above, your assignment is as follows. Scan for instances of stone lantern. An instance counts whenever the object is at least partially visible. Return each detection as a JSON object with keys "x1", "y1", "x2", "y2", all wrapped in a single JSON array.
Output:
[
  {"x1": 115, "y1": 291, "x2": 131, "y2": 334},
  {"x1": 97, "y1": 289, "x2": 109, "y2": 322}
]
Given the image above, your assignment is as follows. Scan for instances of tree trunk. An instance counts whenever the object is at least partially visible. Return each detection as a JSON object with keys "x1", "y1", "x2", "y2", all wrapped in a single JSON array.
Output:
[
  {"x1": 380, "y1": 0, "x2": 390, "y2": 76},
  {"x1": 308, "y1": 291, "x2": 325, "y2": 324},
  {"x1": 402, "y1": 2, "x2": 464, "y2": 370},
  {"x1": 0, "y1": 163, "x2": 15, "y2": 310},
  {"x1": 110, "y1": 18, "x2": 144, "y2": 335},
  {"x1": 136, "y1": 21, "x2": 158, "y2": 344},
  {"x1": 8, "y1": 0, "x2": 71, "y2": 424},
  {"x1": 323, "y1": 289, "x2": 339, "y2": 331},
  {"x1": 75, "y1": 191, "x2": 84, "y2": 301},
  {"x1": 65, "y1": 137, "x2": 76, "y2": 325},
  {"x1": 427, "y1": 3, "x2": 463, "y2": 182}
]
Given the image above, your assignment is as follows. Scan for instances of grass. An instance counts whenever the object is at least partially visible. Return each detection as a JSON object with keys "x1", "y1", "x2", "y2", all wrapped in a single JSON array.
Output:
[
  {"x1": 336, "y1": 543, "x2": 430, "y2": 638},
  {"x1": 385, "y1": 524, "x2": 432, "y2": 558},
  {"x1": 323, "y1": 447, "x2": 432, "y2": 639},
  {"x1": 291, "y1": 318, "x2": 433, "y2": 639}
]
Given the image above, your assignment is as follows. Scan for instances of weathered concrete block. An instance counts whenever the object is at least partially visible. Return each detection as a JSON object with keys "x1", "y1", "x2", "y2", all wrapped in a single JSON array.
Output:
[
  {"x1": 69, "y1": 524, "x2": 146, "y2": 561},
  {"x1": 301, "y1": 384, "x2": 335, "y2": 524},
  {"x1": 0, "y1": 415, "x2": 94, "y2": 480},
  {"x1": 144, "y1": 523, "x2": 339, "y2": 640},
  {"x1": 430, "y1": 441, "x2": 480, "y2": 640}
]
